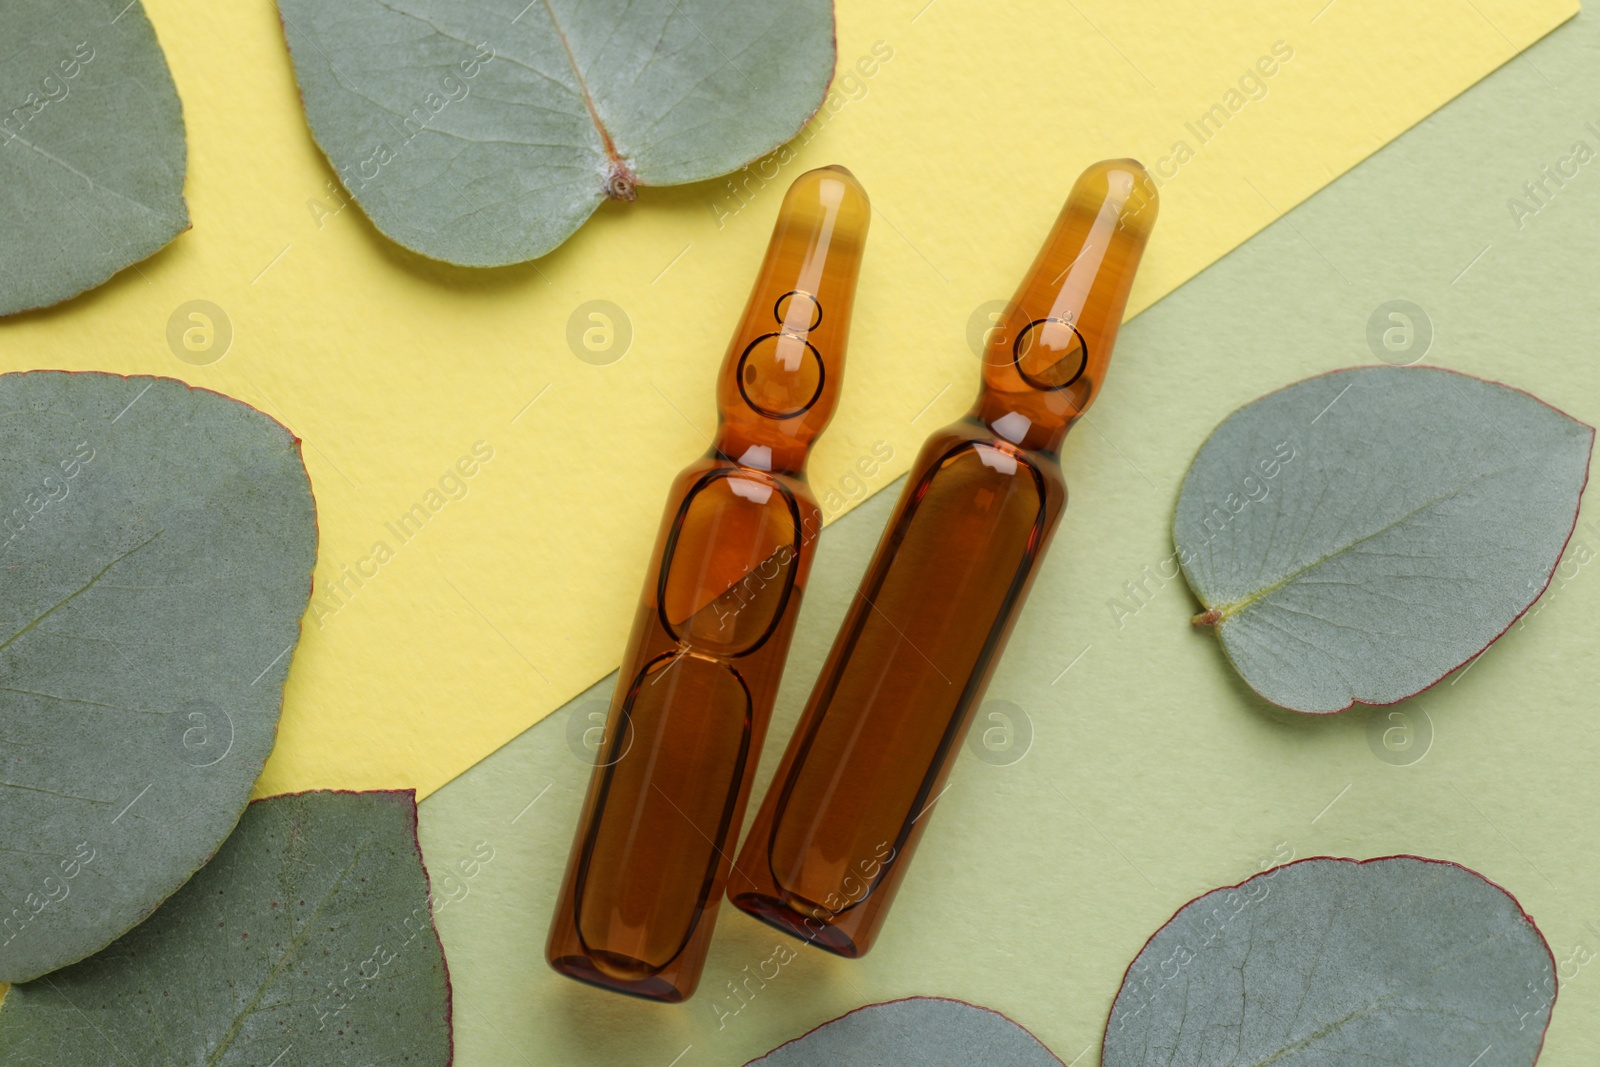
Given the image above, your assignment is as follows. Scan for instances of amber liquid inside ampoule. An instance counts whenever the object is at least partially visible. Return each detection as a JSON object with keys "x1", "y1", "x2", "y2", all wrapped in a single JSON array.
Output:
[
  {"x1": 545, "y1": 166, "x2": 870, "y2": 1001},
  {"x1": 731, "y1": 160, "x2": 1157, "y2": 957}
]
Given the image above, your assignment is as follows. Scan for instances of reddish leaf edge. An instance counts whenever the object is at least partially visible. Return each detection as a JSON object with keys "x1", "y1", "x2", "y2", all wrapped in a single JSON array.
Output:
[
  {"x1": 4, "y1": 369, "x2": 320, "y2": 777},
  {"x1": 274, "y1": 3, "x2": 838, "y2": 267},
  {"x1": 250, "y1": 788, "x2": 456, "y2": 1067},
  {"x1": 0, "y1": 791, "x2": 454, "y2": 1064},
  {"x1": 1100, "y1": 854, "x2": 1559, "y2": 1066},
  {"x1": 596, "y1": 4, "x2": 840, "y2": 202},
  {"x1": 741, "y1": 994, "x2": 1065, "y2": 1066},
  {"x1": 0, "y1": 0, "x2": 192, "y2": 321},
  {"x1": 1180, "y1": 363, "x2": 1596, "y2": 715},
  {"x1": 0, "y1": 215, "x2": 193, "y2": 321},
  {"x1": 0, "y1": 370, "x2": 318, "y2": 984}
]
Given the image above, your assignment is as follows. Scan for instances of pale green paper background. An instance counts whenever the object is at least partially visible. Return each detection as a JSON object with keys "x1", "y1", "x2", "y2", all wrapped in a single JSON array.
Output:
[{"x1": 418, "y1": 13, "x2": 1600, "y2": 1064}]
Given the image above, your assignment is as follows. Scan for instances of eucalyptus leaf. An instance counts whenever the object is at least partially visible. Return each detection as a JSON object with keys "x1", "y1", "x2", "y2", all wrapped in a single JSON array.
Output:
[
  {"x1": 1176, "y1": 366, "x2": 1592, "y2": 713},
  {"x1": 276, "y1": 0, "x2": 836, "y2": 265},
  {"x1": 0, "y1": 372, "x2": 316, "y2": 983},
  {"x1": 745, "y1": 997, "x2": 1062, "y2": 1066},
  {"x1": 0, "y1": 790, "x2": 452, "y2": 1065},
  {"x1": 0, "y1": 0, "x2": 189, "y2": 317},
  {"x1": 1103, "y1": 856, "x2": 1555, "y2": 1067}
]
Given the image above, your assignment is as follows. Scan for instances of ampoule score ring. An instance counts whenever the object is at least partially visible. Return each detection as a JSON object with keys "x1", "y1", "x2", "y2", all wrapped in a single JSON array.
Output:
[
  {"x1": 737, "y1": 286, "x2": 829, "y2": 419},
  {"x1": 1013, "y1": 315, "x2": 1090, "y2": 391}
]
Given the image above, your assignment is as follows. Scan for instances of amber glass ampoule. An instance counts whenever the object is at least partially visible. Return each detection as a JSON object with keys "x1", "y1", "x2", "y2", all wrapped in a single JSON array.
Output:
[
  {"x1": 730, "y1": 160, "x2": 1157, "y2": 957},
  {"x1": 546, "y1": 167, "x2": 870, "y2": 1001}
]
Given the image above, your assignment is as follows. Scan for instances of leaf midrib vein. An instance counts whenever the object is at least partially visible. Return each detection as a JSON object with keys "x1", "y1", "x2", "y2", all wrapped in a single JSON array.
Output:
[
  {"x1": 0, "y1": 533, "x2": 163, "y2": 656},
  {"x1": 4, "y1": 133, "x2": 172, "y2": 221},
  {"x1": 0, "y1": 686, "x2": 168, "y2": 716},
  {"x1": 1208, "y1": 466, "x2": 1516, "y2": 623},
  {"x1": 538, "y1": 0, "x2": 627, "y2": 171},
  {"x1": 199, "y1": 837, "x2": 373, "y2": 1067},
  {"x1": 1235, "y1": 890, "x2": 1526, "y2": 1067},
  {"x1": 364, "y1": 0, "x2": 569, "y2": 91}
]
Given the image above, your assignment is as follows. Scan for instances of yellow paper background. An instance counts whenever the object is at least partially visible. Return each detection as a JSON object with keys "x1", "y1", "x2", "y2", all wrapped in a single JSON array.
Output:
[
  {"x1": 0, "y1": 0, "x2": 1575, "y2": 799},
  {"x1": 414, "y1": 9, "x2": 1600, "y2": 1061}
]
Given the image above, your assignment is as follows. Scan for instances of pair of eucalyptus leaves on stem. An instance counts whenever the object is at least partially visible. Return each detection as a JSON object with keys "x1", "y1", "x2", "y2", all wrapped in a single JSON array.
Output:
[
  {"x1": 1, "y1": 0, "x2": 837, "y2": 315},
  {"x1": 2, "y1": 0, "x2": 845, "y2": 1056}
]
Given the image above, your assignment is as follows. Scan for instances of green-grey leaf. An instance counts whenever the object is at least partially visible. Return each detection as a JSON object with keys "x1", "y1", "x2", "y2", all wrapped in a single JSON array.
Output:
[
  {"x1": 1103, "y1": 856, "x2": 1555, "y2": 1067},
  {"x1": 745, "y1": 997, "x2": 1062, "y2": 1066},
  {"x1": 0, "y1": 0, "x2": 189, "y2": 317},
  {"x1": 1175, "y1": 366, "x2": 1593, "y2": 713},
  {"x1": 0, "y1": 790, "x2": 452, "y2": 1066},
  {"x1": 276, "y1": 0, "x2": 835, "y2": 266},
  {"x1": 0, "y1": 372, "x2": 316, "y2": 983}
]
